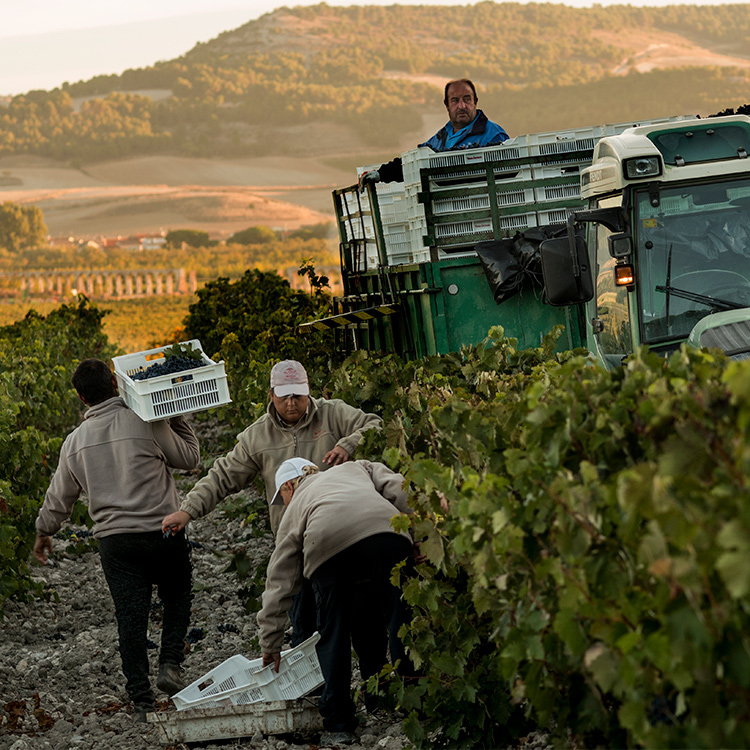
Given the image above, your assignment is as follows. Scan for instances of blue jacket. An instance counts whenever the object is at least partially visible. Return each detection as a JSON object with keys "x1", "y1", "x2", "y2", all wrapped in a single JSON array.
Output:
[
  {"x1": 377, "y1": 110, "x2": 509, "y2": 182},
  {"x1": 419, "y1": 110, "x2": 509, "y2": 151}
]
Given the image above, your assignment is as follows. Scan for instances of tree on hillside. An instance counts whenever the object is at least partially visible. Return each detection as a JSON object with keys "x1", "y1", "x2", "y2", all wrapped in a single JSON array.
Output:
[
  {"x1": 0, "y1": 202, "x2": 47, "y2": 253},
  {"x1": 227, "y1": 225, "x2": 277, "y2": 245},
  {"x1": 165, "y1": 228, "x2": 210, "y2": 248},
  {"x1": 287, "y1": 222, "x2": 332, "y2": 241}
]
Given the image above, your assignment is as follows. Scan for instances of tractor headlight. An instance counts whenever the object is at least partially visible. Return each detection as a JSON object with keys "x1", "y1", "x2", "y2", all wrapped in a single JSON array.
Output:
[{"x1": 623, "y1": 156, "x2": 662, "y2": 180}]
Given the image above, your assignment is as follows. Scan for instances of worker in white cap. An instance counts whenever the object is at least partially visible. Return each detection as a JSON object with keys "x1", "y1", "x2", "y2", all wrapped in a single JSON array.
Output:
[{"x1": 258, "y1": 457, "x2": 416, "y2": 747}]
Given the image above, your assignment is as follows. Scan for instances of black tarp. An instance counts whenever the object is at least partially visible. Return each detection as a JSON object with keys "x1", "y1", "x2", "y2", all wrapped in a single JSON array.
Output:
[{"x1": 475, "y1": 225, "x2": 564, "y2": 304}]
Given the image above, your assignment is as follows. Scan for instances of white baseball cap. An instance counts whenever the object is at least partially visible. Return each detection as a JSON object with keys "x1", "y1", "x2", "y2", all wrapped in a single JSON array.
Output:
[
  {"x1": 270, "y1": 360, "x2": 310, "y2": 398},
  {"x1": 271, "y1": 457, "x2": 317, "y2": 505}
]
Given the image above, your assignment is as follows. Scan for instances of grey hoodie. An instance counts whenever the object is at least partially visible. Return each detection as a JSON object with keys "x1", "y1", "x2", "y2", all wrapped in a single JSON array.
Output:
[{"x1": 36, "y1": 396, "x2": 200, "y2": 538}]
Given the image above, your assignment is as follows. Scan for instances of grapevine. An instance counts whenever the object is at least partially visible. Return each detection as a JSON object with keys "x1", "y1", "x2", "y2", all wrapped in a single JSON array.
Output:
[
  {"x1": 316, "y1": 333, "x2": 750, "y2": 750},
  {"x1": 0, "y1": 296, "x2": 117, "y2": 617},
  {"x1": 179, "y1": 270, "x2": 750, "y2": 747},
  {"x1": 7, "y1": 286, "x2": 750, "y2": 749}
]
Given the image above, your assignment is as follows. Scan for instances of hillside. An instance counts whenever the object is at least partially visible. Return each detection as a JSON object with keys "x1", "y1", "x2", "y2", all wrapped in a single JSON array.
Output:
[
  {"x1": 1, "y1": 2, "x2": 750, "y2": 239},
  {"x1": 0, "y1": 154, "x2": 346, "y2": 238}
]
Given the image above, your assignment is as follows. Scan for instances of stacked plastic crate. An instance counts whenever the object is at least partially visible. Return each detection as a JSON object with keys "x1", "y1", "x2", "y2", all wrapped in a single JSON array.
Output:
[
  {"x1": 339, "y1": 166, "x2": 416, "y2": 269},
  {"x1": 172, "y1": 633, "x2": 323, "y2": 711},
  {"x1": 397, "y1": 116, "x2": 692, "y2": 261},
  {"x1": 373, "y1": 178, "x2": 413, "y2": 265},
  {"x1": 338, "y1": 178, "x2": 379, "y2": 270}
]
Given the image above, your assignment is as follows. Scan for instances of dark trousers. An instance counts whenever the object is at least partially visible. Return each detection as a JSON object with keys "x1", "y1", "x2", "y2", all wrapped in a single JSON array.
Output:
[
  {"x1": 311, "y1": 532, "x2": 413, "y2": 733},
  {"x1": 289, "y1": 576, "x2": 318, "y2": 647},
  {"x1": 98, "y1": 530, "x2": 192, "y2": 706}
]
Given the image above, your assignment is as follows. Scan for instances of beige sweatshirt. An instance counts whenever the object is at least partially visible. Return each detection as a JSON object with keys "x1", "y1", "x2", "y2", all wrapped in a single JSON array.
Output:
[
  {"x1": 257, "y1": 460, "x2": 411, "y2": 652},
  {"x1": 180, "y1": 397, "x2": 382, "y2": 533},
  {"x1": 36, "y1": 396, "x2": 200, "y2": 538}
]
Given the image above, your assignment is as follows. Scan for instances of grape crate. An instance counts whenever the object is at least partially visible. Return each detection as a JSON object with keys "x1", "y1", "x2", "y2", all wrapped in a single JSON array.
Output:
[{"x1": 113, "y1": 340, "x2": 231, "y2": 422}]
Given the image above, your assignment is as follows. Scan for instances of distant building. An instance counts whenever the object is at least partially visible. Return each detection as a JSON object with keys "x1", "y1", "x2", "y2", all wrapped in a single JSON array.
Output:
[
  {"x1": 120, "y1": 233, "x2": 167, "y2": 251},
  {"x1": 118, "y1": 236, "x2": 143, "y2": 251},
  {"x1": 49, "y1": 233, "x2": 168, "y2": 251},
  {"x1": 100, "y1": 236, "x2": 123, "y2": 249},
  {"x1": 48, "y1": 236, "x2": 78, "y2": 247},
  {"x1": 141, "y1": 235, "x2": 167, "y2": 250}
]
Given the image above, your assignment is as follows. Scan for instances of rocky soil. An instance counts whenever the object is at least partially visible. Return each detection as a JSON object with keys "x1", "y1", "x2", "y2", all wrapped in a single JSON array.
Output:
[{"x1": 0, "y1": 475, "x2": 410, "y2": 750}]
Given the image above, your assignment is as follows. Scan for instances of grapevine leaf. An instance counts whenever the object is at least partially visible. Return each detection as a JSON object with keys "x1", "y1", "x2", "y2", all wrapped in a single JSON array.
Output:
[{"x1": 716, "y1": 551, "x2": 750, "y2": 599}]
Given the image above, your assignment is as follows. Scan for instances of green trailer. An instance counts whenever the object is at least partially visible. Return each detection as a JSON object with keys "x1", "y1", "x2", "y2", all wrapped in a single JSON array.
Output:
[
  {"x1": 317, "y1": 212, "x2": 586, "y2": 358},
  {"x1": 305, "y1": 122, "x2": 619, "y2": 357},
  {"x1": 309, "y1": 241, "x2": 585, "y2": 359}
]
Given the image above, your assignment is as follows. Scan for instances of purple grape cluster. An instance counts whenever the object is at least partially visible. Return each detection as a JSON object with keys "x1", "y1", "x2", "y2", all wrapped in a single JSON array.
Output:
[{"x1": 131, "y1": 356, "x2": 206, "y2": 381}]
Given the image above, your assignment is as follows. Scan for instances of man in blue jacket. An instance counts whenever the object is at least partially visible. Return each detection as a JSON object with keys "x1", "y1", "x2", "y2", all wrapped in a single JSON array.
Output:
[{"x1": 359, "y1": 78, "x2": 509, "y2": 186}]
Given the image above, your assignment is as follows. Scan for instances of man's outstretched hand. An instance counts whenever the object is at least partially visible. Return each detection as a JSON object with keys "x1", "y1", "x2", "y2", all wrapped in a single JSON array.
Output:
[{"x1": 33, "y1": 535, "x2": 53, "y2": 564}]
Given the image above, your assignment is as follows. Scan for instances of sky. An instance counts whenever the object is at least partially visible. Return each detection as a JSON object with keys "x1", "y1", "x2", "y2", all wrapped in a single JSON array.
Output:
[{"x1": 0, "y1": 0, "x2": 737, "y2": 96}]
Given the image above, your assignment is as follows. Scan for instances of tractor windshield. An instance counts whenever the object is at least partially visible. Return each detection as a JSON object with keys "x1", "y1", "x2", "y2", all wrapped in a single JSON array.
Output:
[{"x1": 636, "y1": 176, "x2": 750, "y2": 344}]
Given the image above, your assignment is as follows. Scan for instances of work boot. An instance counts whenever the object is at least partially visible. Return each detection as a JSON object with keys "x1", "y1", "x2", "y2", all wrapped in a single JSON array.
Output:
[
  {"x1": 133, "y1": 702, "x2": 154, "y2": 722},
  {"x1": 156, "y1": 662, "x2": 185, "y2": 696}
]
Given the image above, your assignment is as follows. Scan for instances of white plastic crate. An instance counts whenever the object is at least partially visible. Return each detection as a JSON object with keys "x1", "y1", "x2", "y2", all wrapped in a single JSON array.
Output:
[
  {"x1": 402, "y1": 144, "x2": 520, "y2": 185},
  {"x1": 173, "y1": 633, "x2": 323, "y2": 711},
  {"x1": 355, "y1": 165, "x2": 409, "y2": 219},
  {"x1": 435, "y1": 246, "x2": 479, "y2": 260},
  {"x1": 172, "y1": 654, "x2": 264, "y2": 710},
  {"x1": 341, "y1": 186, "x2": 406, "y2": 267},
  {"x1": 388, "y1": 248, "x2": 431, "y2": 265},
  {"x1": 380, "y1": 200, "x2": 409, "y2": 226},
  {"x1": 113, "y1": 339, "x2": 231, "y2": 422},
  {"x1": 343, "y1": 216, "x2": 375, "y2": 242},
  {"x1": 376, "y1": 182, "x2": 409, "y2": 226},
  {"x1": 386, "y1": 239, "x2": 418, "y2": 261},
  {"x1": 432, "y1": 186, "x2": 535, "y2": 215},
  {"x1": 345, "y1": 237, "x2": 380, "y2": 271},
  {"x1": 341, "y1": 190, "x2": 372, "y2": 225},
  {"x1": 435, "y1": 217, "x2": 491, "y2": 238},
  {"x1": 532, "y1": 163, "x2": 586, "y2": 181},
  {"x1": 382, "y1": 221, "x2": 408, "y2": 238},
  {"x1": 398, "y1": 116, "x2": 696, "y2": 186},
  {"x1": 537, "y1": 206, "x2": 576, "y2": 226},
  {"x1": 406, "y1": 162, "x2": 534, "y2": 197},
  {"x1": 251, "y1": 636, "x2": 324, "y2": 702},
  {"x1": 422, "y1": 164, "x2": 533, "y2": 192},
  {"x1": 149, "y1": 700, "x2": 323, "y2": 743},
  {"x1": 533, "y1": 184, "x2": 582, "y2": 203},
  {"x1": 401, "y1": 137, "x2": 570, "y2": 185},
  {"x1": 404, "y1": 184, "x2": 427, "y2": 223},
  {"x1": 434, "y1": 210, "x2": 538, "y2": 239},
  {"x1": 382, "y1": 223, "x2": 413, "y2": 264},
  {"x1": 406, "y1": 215, "x2": 430, "y2": 255}
]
